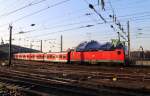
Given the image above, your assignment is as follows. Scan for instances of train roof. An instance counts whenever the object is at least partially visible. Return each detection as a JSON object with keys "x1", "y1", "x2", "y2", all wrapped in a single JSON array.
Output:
[{"x1": 75, "y1": 40, "x2": 125, "y2": 51}]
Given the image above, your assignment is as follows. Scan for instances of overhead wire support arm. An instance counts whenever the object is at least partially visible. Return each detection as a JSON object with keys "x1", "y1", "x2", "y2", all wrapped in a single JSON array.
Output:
[
  {"x1": 89, "y1": 4, "x2": 107, "y2": 23},
  {"x1": 0, "y1": 0, "x2": 46, "y2": 18}
]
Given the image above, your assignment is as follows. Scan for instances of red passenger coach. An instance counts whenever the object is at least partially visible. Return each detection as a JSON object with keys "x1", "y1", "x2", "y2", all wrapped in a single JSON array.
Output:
[
  {"x1": 44, "y1": 52, "x2": 68, "y2": 63},
  {"x1": 30, "y1": 53, "x2": 44, "y2": 61},
  {"x1": 70, "y1": 49, "x2": 125, "y2": 64},
  {"x1": 14, "y1": 53, "x2": 44, "y2": 61},
  {"x1": 14, "y1": 53, "x2": 27, "y2": 60},
  {"x1": 14, "y1": 53, "x2": 19, "y2": 59}
]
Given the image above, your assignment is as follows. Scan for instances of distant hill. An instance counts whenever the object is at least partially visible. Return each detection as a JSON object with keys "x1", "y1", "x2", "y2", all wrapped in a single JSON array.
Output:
[{"x1": 0, "y1": 43, "x2": 40, "y2": 59}]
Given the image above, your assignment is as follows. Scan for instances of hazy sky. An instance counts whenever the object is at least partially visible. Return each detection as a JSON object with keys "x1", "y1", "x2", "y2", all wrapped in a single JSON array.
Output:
[{"x1": 0, "y1": 0, "x2": 150, "y2": 52}]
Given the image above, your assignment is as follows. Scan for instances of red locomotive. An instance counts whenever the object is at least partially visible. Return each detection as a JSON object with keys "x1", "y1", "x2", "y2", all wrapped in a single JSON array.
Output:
[{"x1": 14, "y1": 40, "x2": 126, "y2": 65}]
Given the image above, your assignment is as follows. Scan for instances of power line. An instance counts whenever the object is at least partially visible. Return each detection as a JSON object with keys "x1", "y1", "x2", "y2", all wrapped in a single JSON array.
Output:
[
  {"x1": 2, "y1": 0, "x2": 150, "y2": 40},
  {"x1": 25, "y1": 24, "x2": 96, "y2": 39},
  {"x1": 0, "y1": 11, "x2": 148, "y2": 33},
  {"x1": 0, "y1": 0, "x2": 71, "y2": 28},
  {"x1": 104, "y1": 1, "x2": 150, "y2": 13},
  {"x1": 0, "y1": 0, "x2": 46, "y2": 18},
  {"x1": 12, "y1": 14, "x2": 150, "y2": 37},
  {"x1": 14, "y1": 19, "x2": 99, "y2": 34},
  {"x1": 0, "y1": 1, "x2": 149, "y2": 29},
  {"x1": 3, "y1": 14, "x2": 150, "y2": 39},
  {"x1": 86, "y1": 0, "x2": 127, "y2": 41}
]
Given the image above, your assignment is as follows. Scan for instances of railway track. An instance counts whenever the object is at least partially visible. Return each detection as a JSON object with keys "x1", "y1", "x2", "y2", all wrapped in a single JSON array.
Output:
[
  {"x1": 0, "y1": 69, "x2": 150, "y2": 96},
  {"x1": 12, "y1": 60, "x2": 150, "y2": 74},
  {"x1": 0, "y1": 70, "x2": 100, "y2": 96},
  {"x1": 4, "y1": 64, "x2": 150, "y2": 83},
  {"x1": 1, "y1": 60, "x2": 150, "y2": 95}
]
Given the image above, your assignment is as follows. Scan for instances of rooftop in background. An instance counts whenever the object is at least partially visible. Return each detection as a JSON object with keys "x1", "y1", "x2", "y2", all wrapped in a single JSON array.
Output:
[{"x1": 0, "y1": 43, "x2": 40, "y2": 59}]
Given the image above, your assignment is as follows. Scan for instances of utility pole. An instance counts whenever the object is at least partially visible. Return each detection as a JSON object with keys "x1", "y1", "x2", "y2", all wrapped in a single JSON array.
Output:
[
  {"x1": 60, "y1": 35, "x2": 63, "y2": 52},
  {"x1": 127, "y1": 21, "x2": 130, "y2": 59},
  {"x1": 40, "y1": 40, "x2": 42, "y2": 52},
  {"x1": 8, "y1": 24, "x2": 13, "y2": 66}
]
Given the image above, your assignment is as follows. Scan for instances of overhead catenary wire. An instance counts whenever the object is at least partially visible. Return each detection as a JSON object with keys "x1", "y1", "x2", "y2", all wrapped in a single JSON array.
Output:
[
  {"x1": 2, "y1": 12, "x2": 150, "y2": 41},
  {"x1": 0, "y1": 0, "x2": 47, "y2": 18},
  {"x1": 12, "y1": 14, "x2": 150, "y2": 38},
  {"x1": 17, "y1": 1, "x2": 150, "y2": 28},
  {"x1": 84, "y1": 0, "x2": 126, "y2": 41},
  {"x1": 14, "y1": 19, "x2": 100, "y2": 34},
  {"x1": 14, "y1": 11, "x2": 150, "y2": 30},
  {"x1": 0, "y1": 0, "x2": 71, "y2": 28},
  {"x1": 83, "y1": 0, "x2": 107, "y2": 23},
  {"x1": 0, "y1": 1, "x2": 149, "y2": 28},
  {"x1": 25, "y1": 24, "x2": 96, "y2": 39},
  {"x1": 4, "y1": 12, "x2": 150, "y2": 38},
  {"x1": 0, "y1": 0, "x2": 149, "y2": 47}
]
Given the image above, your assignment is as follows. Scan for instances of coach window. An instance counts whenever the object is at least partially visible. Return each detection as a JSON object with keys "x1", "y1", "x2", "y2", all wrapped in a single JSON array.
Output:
[
  {"x1": 59, "y1": 55, "x2": 62, "y2": 58},
  {"x1": 47, "y1": 55, "x2": 49, "y2": 58},
  {"x1": 40, "y1": 55, "x2": 42, "y2": 58},
  {"x1": 50, "y1": 55, "x2": 52, "y2": 58},
  {"x1": 49, "y1": 55, "x2": 51, "y2": 58},
  {"x1": 63, "y1": 55, "x2": 66, "y2": 58}
]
